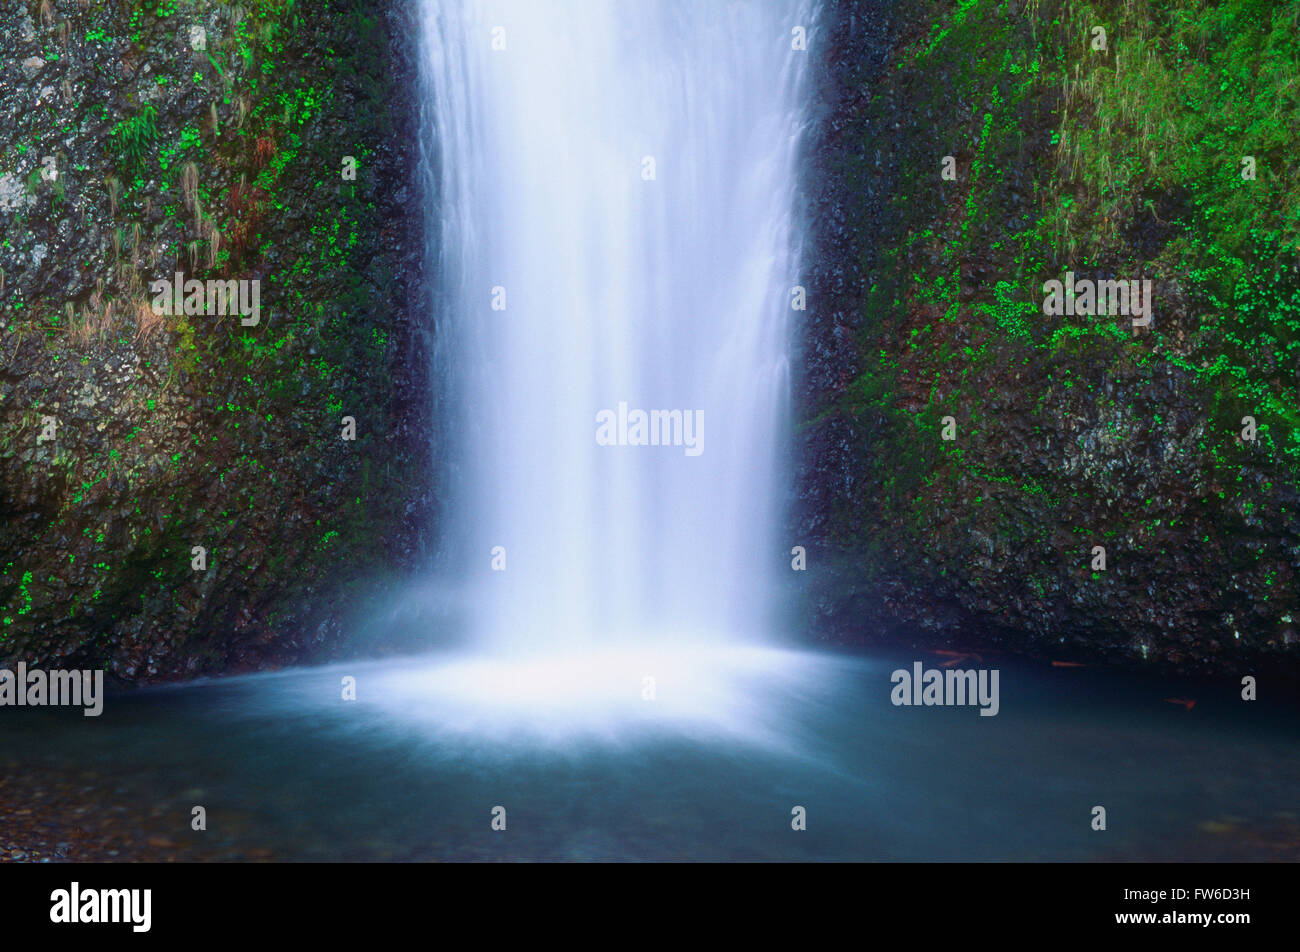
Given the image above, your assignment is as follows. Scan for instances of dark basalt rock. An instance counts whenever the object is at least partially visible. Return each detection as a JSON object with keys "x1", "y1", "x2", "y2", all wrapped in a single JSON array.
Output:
[
  {"x1": 791, "y1": 0, "x2": 1299, "y2": 681},
  {"x1": 0, "y1": 0, "x2": 433, "y2": 681}
]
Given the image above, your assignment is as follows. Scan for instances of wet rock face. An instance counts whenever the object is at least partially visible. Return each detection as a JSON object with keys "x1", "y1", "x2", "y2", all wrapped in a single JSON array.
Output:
[
  {"x1": 0, "y1": 1, "x2": 433, "y2": 680},
  {"x1": 793, "y1": 0, "x2": 1299, "y2": 676}
]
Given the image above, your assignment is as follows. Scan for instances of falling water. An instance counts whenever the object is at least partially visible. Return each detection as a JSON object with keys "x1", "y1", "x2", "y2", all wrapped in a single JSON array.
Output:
[{"x1": 420, "y1": 1, "x2": 815, "y2": 655}]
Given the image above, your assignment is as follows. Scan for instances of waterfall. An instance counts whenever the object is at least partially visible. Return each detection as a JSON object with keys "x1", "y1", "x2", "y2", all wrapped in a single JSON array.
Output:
[{"x1": 419, "y1": 0, "x2": 815, "y2": 655}]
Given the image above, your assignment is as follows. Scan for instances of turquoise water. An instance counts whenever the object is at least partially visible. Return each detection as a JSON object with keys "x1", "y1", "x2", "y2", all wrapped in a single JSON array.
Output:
[{"x1": 6, "y1": 646, "x2": 1296, "y2": 861}]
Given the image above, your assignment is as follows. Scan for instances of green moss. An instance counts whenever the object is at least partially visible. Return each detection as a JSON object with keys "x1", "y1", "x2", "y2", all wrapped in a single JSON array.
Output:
[
  {"x1": 807, "y1": 0, "x2": 1297, "y2": 644},
  {"x1": 109, "y1": 105, "x2": 158, "y2": 172}
]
